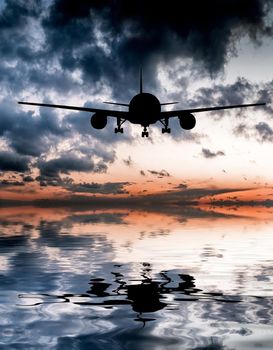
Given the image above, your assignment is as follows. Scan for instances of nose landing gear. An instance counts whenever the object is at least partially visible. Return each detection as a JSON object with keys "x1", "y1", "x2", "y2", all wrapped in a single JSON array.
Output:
[{"x1": 141, "y1": 126, "x2": 149, "y2": 137}]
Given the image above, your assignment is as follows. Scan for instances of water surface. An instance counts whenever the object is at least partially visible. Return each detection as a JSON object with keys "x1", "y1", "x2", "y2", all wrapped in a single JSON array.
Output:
[{"x1": 1, "y1": 206, "x2": 273, "y2": 349}]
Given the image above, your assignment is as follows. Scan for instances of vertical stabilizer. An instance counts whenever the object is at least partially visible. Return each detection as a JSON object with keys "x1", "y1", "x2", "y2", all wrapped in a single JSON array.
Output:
[{"x1": 140, "y1": 68, "x2": 143, "y2": 94}]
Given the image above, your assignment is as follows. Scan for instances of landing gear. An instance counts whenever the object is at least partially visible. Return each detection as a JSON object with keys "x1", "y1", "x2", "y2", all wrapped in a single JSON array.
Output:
[
  {"x1": 141, "y1": 126, "x2": 149, "y2": 137},
  {"x1": 160, "y1": 118, "x2": 171, "y2": 134},
  {"x1": 115, "y1": 127, "x2": 123, "y2": 133},
  {"x1": 115, "y1": 117, "x2": 125, "y2": 134},
  {"x1": 162, "y1": 127, "x2": 171, "y2": 134}
]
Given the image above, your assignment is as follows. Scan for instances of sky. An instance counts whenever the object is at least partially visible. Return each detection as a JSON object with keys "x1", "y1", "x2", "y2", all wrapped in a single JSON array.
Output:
[{"x1": 1, "y1": 0, "x2": 273, "y2": 205}]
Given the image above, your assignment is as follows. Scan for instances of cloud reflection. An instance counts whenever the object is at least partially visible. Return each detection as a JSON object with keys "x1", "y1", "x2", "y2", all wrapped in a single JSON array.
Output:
[{"x1": 1, "y1": 207, "x2": 273, "y2": 349}]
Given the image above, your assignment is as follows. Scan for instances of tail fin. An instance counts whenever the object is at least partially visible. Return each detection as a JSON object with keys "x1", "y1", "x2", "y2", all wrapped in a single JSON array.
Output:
[{"x1": 140, "y1": 68, "x2": 143, "y2": 94}]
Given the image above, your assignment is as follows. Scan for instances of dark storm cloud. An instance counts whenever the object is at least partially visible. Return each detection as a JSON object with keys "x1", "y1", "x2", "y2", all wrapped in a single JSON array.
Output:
[
  {"x1": 38, "y1": 155, "x2": 98, "y2": 178},
  {"x1": 0, "y1": 151, "x2": 30, "y2": 172},
  {"x1": 202, "y1": 148, "x2": 225, "y2": 159},
  {"x1": 0, "y1": 100, "x2": 67, "y2": 157},
  {"x1": 0, "y1": 99, "x2": 120, "y2": 182},
  {"x1": 36, "y1": 157, "x2": 108, "y2": 188},
  {"x1": 42, "y1": 0, "x2": 273, "y2": 83},
  {"x1": 36, "y1": 155, "x2": 127, "y2": 191},
  {"x1": 1, "y1": 0, "x2": 271, "y2": 100},
  {"x1": 148, "y1": 169, "x2": 170, "y2": 178}
]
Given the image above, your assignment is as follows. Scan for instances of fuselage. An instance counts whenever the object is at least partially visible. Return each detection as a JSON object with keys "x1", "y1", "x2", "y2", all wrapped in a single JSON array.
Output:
[{"x1": 128, "y1": 93, "x2": 161, "y2": 126}]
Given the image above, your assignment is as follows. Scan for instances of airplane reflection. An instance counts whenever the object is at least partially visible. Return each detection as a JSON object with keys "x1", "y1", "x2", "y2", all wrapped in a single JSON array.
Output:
[
  {"x1": 73, "y1": 263, "x2": 203, "y2": 326},
  {"x1": 19, "y1": 262, "x2": 245, "y2": 327}
]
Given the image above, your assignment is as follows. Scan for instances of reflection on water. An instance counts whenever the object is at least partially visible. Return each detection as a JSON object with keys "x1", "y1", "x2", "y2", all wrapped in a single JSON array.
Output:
[
  {"x1": 19, "y1": 264, "x2": 257, "y2": 325},
  {"x1": 1, "y1": 206, "x2": 273, "y2": 349}
]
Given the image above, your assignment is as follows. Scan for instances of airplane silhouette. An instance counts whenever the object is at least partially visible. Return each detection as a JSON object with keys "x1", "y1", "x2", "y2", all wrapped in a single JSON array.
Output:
[{"x1": 18, "y1": 70, "x2": 266, "y2": 137}]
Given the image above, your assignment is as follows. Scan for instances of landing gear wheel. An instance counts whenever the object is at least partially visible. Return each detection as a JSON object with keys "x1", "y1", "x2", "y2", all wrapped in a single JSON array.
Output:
[
  {"x1": 141, "y1": 126, "x2": 149, "y2": 137},
  {"x1": 115, "y1": 117, "x2": 125, "y2": 134},
  {"x1": 160, "y1": 118, "x2": 171, "y2": 134}
]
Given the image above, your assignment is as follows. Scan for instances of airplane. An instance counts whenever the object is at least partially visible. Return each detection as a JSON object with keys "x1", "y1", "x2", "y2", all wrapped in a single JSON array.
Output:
[{"x1": 18, "y1": 70, "x2": 266, "y2": 137}]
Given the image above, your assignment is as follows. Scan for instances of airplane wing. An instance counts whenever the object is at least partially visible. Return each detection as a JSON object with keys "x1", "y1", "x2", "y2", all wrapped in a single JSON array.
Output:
[
  {"x1": 18, "y1": 101, "x2": 128, "y2": 118},
  {"x1": 161, "y1": 102, "x2": 266, "y2": 117}
]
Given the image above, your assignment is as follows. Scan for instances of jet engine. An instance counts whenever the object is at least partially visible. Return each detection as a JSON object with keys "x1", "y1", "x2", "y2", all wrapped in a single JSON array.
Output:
[
  {"x1": 179, "y1": 113, "x2": 196, "y2": 130},
  {"x1": 90, "y1": 113, "x2": 107, "y2": 129}
]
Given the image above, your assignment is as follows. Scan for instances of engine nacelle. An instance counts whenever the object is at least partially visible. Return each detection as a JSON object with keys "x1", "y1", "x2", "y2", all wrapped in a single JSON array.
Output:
[
  {"x1": 179, "y1": 113, "x2": 196, "y2": 130},
  {"x1": 90, "y1": 113, "x2": 107, "y2": 129}
]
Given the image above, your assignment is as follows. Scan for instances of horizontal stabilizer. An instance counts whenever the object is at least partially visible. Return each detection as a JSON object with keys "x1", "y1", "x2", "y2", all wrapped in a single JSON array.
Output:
[
  {"x1": 160, "y1": 102, "x2": 179, "y2": 106},
  {"x1": 103, "y1": 101, "x2": 129, "y2": 107}
]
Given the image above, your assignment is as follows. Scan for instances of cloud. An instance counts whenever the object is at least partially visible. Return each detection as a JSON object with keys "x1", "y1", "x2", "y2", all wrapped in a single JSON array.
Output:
[
  {"x1": 191, "y1": 78, "x2": 256, "y2": 108},
  {"x1": 0, "y1": 151, "x2": 30, "y2": 172},
  {"x1": 64, "y1": 181, "x2": 131, "y2": 195},
  {"x1": 148, "y1": 169, "x2": 170, "y2": 178},
  {"x1": 167, "y1": 77, "x2": 269, "y2": 125},
  {"x1": 234, "y1": 121, "x2": 273, "y2": 143},
  {"x1": 0, "y1": 0, "x2": 273, "y2": 192},
  {"x1": 0, "y1": 0, "x2": 271, "y2": 101},
  {"x1": 210, "y1": 198, "x2": 273, "y2": 208},
  {"x1": 233, "y1": 123, "x2": 249, "y2": 138},
  {"x1": 66, "y1": 110, "x2": 134, "y2": 144},
  {"x1": 0, "y1": 100, "x2": 67, "y2": 157},
  {"x1": 162, "y1": 76, "x2": 268, "y2": 143},
  {"x1": 123, "y1": 156, "x2": 133, "y2": 167},
  {"x1": 36, "y1": 154, "x2": 113, "y2": 188},
  {"x1": 23, "y1": 175, "x2": 34, "y2": 182},
  {"x1": 0, "y1": 186, "x2": 254, "y2": 212},
  {"x1": 175, "y1": 183, "x2": 188, "y2": 190},
  {"x1": 0, "y1": 98, "x2": 121, "y2": 186},
  {"x1": 255, "y1": 122, "x2": 273, "y2": 142},
  {"x1": 0, "y1": 179, "x2": 24, "y2": 187},
  {"x1": 38, "y1": 155, "x2": 97, "y2": 179},
  {"x1": 202, "y1": 148, "x2": 225, "y2": 159},
  {"x1": 67, "y1": 212, "x2": 127, "y2": 225},
  {"x1": 42, "y1": 0, "x2": 273, "y2": 85}
]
